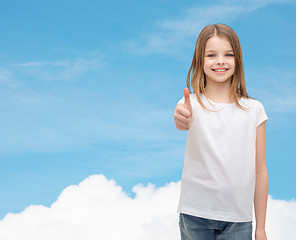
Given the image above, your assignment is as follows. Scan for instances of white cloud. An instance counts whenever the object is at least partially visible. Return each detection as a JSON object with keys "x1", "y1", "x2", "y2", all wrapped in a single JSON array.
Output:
[
  {"x1": 122, "y1": 5, "x2": 245, "y2": 57},
  {"x1": 221, "y1": 0, "x2": 295, "y2": 7},
  {"x1": 122, "y1": 0, "x2": 293, "y2": 57},
  {"x1": 0, "y1": 67, "x2": 22, "y2": 89},
  {"x1": 0, "y1": 175, "x2": 180, "y2": 240},
  {"x1": 14, "y1": 55, "x2": 106, "y2": 81},
  {"x1": 266, "y1": 196, "x2": 296, "y2": 239},
  {"x1": 0, "y1": 174, "x2": 295, "y2": 240},
  {"x1": 16, "y1": 61, "x2": 69, "y2": 67},
  {"x1": 158, "y1": 5, "x2": 245, "y2": 36}
]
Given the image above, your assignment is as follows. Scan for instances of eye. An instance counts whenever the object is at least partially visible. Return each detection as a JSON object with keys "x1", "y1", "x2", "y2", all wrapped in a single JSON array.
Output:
[
  {"x1": 226, "y1": 53, "x2": 234, "y2": 57},
  {"x1": 207, "y1": 54, "x2": 215, "y2": 57}
]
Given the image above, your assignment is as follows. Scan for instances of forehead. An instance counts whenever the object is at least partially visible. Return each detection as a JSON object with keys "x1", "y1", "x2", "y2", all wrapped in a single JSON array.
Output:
[{"x1": 204, "y1": 36, "x2": 233, "y2": 51}]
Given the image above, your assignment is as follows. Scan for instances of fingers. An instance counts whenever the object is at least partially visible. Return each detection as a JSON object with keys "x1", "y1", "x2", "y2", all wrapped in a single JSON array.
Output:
[
  {"x1": 175, "y1": 125, "x2": 190, "y2": 131},
  {"x1": 173, "y1": 104, "x2": 193, "y2": 131},
  {"x1": 174, "y1": 111, "x2": 191, "y2": 125},
  {"x1": 176, "y1": 105, "x2": 191, "y2": 118},
  {"x1": 174, "y1": 117, "x2": 191, "y2": 130}
]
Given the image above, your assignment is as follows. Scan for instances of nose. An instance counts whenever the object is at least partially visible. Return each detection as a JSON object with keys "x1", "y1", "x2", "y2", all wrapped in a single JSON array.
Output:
[{"x1": 217, "y1": 55, "x2": 225, "y2": 65}]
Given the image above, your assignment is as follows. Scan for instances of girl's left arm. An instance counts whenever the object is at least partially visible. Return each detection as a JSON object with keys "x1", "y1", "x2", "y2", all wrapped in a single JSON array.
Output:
[{"x1": 254, "y1": 121, "x2": 268, "y2": 240}]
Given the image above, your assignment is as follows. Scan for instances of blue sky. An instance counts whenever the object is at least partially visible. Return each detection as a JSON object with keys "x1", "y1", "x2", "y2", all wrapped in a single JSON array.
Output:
[{"x1": 0, "y1": 0, "x2": 295, "y2": 219}]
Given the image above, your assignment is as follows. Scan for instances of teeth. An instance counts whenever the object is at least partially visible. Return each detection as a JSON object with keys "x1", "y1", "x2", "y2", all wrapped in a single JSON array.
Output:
[{"x1": 213, "y1": 69, "x2": 227, "y2": 72}]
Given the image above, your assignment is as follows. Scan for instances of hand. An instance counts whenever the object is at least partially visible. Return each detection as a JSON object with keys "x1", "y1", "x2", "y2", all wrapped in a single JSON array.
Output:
[
  {"x1": 173, "y1": 88, "x2": 193, "y2": 131},
  {"x1": 255, "y1": 228, "x2": 267, "y2": 240}
]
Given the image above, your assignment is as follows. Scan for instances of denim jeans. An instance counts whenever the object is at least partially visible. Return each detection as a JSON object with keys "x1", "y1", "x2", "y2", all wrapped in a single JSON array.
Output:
[{"x1": 179, "y1": 213, "x2": 252, "y2": 240}]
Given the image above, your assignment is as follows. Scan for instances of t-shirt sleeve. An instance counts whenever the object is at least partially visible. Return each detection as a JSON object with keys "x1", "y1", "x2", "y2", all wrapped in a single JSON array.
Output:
[
  {"x1": 255, "y1": 101, "x2": 268, "y2": 127},
  {"x1": 178, "y1": 97, "x2": 185, "y2": 104}
]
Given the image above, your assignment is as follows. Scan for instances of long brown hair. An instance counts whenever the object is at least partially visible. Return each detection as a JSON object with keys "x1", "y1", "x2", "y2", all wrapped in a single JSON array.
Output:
[{"x1": 186, "y1": 23, "x2": 249, "y2": 110}]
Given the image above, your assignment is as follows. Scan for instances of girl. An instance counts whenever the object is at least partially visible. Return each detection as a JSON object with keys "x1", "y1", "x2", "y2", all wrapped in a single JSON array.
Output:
[{"x1": 173, "y1": 24, "x2": 268, "y2": 240}]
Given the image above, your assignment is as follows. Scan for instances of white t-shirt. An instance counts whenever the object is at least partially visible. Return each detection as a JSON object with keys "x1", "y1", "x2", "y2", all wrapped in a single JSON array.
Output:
[{"x1": 177, "y1": 93, "x2": 268, "y2": 222}]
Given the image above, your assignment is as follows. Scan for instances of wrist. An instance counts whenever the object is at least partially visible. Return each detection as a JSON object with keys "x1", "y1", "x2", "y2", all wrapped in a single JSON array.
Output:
[{"x1": 255, "y1": 228, "x2": 267, "y2": 240}]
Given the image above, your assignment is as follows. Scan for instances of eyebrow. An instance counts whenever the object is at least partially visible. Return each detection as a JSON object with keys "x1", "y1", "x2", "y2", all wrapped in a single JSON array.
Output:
[{"x1": 205, "y1": 49, "x2": 234, "y2": 53}]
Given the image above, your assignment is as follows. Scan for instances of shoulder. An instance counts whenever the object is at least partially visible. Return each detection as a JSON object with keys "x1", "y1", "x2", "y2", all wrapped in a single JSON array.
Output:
[
  {"x1": 241, "y1": 97, "x2": 268, "y2": 126},
  {"x1": 189, "y1": 93, "x2": 197, "y2": 102},
  {"x1": 240, "y1": 97, "x2": 266, "y2": 111}
]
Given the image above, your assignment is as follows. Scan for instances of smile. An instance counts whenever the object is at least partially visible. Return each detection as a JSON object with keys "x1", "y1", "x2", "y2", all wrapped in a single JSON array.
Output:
[{"x1": 212, "y1": 68, "x2": 228, "y2": 72}]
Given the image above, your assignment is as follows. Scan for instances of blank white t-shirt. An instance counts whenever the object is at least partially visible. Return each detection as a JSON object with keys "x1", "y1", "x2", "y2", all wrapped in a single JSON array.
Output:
[{"x1": 177, "y1": 93, "x2": 268, "y2": 222}]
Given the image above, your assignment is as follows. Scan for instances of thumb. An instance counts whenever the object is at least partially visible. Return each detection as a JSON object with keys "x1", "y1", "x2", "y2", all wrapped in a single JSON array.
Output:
[{"x1": 184, "y1": 88, "x2": 192, "y2": 111}]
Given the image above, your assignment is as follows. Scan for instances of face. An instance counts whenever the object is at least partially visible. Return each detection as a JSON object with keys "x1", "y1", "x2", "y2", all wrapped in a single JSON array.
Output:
[{"x1": 203, "y1": 36, "x2": 235, "y2": 85}]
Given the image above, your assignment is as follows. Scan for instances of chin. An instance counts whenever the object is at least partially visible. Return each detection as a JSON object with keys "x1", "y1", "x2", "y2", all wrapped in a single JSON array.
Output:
[{"x1": 208, "y1": 77, "x2": 232, "y2": 84}]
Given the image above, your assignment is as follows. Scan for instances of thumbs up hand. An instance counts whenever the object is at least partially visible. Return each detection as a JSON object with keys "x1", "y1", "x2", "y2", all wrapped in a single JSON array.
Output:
[{"x1": 173, "y1": 88, "x2": 193, "y2": 131}]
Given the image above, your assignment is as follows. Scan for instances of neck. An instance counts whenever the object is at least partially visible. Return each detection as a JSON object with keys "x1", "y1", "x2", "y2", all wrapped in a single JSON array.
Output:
[{"x1": 204, "y1": 80, "x2": 233, "y2": 103}]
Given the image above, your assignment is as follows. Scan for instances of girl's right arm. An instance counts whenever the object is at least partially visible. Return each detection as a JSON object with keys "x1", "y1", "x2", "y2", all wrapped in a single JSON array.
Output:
[{"x1": 173, "y1": 88, "x2": 193, "y2": 131}]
